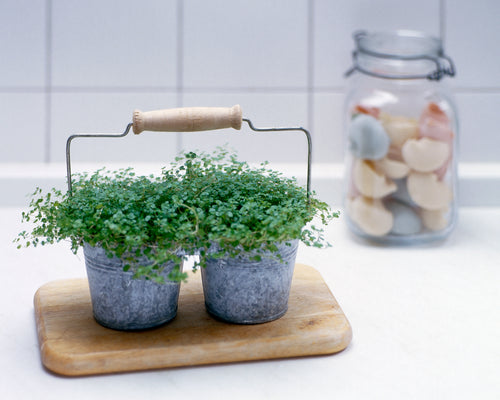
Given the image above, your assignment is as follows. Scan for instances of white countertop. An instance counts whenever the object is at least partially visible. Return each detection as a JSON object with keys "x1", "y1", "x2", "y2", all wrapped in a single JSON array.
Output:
[{"x1": 1, "y1": 206, "x2": 499, "y2": 399}]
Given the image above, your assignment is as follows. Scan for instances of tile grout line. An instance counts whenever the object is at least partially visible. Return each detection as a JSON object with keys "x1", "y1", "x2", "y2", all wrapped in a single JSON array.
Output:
[
  {"x1": 2, "y1": 84, "x2": 499, "y2": 94},
  {"x1": 1, "y1": 84, "x2": 500, "y2": 94},
  {"x1": 439, "y1": 0, "x2": 446, "y2": 46},
  {"x1": 307, "y1": 0, "x2": 315, "y2": 162},
  {"x1": 2, "y1": 86, "x2": 500, "y2": 94},
  {"x1": 176, "y1": 0, "x2": 184, "y2": 154},
  {"x1": 44, "y1": 0, "x2": 53, "y2": 163}
]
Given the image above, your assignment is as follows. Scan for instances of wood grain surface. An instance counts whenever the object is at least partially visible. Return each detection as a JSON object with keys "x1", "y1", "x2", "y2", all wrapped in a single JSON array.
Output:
[{"x1": 34, "y1": 263, "x2": 352, "y2": 376}]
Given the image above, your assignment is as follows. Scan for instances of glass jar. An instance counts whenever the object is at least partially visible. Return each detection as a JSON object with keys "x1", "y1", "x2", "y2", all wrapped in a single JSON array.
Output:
[{"x1": 343, "y1": 30, "x2": 458, "y2": 244}]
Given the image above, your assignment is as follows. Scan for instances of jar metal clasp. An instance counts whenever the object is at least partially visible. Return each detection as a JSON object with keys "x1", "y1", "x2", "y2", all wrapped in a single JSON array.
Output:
[{"x1": 344, "y1": 30, "x2": 456, "y2": 81}]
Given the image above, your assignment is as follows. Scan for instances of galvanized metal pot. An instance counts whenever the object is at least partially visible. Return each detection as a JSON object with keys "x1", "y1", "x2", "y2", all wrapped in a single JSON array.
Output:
[
  {"x1": 200, "y1": 240, "x2": 299, "y2": 324},
  {"x1": 83, "y1": 243, "x2": 182, "y2": 331}
]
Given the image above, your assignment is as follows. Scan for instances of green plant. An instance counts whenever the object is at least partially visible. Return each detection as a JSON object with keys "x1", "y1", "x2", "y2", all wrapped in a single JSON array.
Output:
[
  {"x1": 15, "y1": 168, "x2": 192, "y2": 282},
  {"x1": 167, "y1": 148, "x2": 339, "y2": 262},
  {"x1": 15, "y1": 148, "x2": 338, "y2": 281}
]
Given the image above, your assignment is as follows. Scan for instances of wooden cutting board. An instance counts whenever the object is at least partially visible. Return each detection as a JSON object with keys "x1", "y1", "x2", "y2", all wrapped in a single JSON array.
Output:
[{"x1": 34, "y1": 263, "x2": 352, "y2": 376}]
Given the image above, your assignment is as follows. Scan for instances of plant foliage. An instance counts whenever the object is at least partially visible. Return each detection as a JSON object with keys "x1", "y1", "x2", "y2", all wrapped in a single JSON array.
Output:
[{"x1": 16, "y1": 148, "x2": 338, "y2": 282}]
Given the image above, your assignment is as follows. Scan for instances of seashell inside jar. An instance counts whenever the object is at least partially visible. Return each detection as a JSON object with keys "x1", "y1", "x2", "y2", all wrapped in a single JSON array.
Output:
[{"x1": 343, "y1": 30, "x2": 458, "y2": 244}]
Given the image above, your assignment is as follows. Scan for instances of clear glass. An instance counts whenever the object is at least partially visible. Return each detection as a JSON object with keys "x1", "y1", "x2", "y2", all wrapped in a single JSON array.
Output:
[{"x1": 343, "y1": 31, "x2": 458, "y2": 245}]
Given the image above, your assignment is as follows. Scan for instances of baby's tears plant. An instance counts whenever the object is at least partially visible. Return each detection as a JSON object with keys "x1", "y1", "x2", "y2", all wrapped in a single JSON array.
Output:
[
  {"x1": 167, "y1": 149, "x2": 339, "y2": 262},
  {"x1": 16, "y1": 168, "x2": 192, "y2": 282},
  {"x1": 16, "y1": 148, "x2": 338, "y2": 282}
]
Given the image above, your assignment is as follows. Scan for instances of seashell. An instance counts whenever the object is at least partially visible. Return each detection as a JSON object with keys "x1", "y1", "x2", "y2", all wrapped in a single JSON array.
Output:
[
  {"x1": 353, "y1": 159, "x2": 397, "y2": 199},
  {"x1": 407, "y1": 172, "x2": 453, "y2": 210},
  {"x1": 401, "y1": 137, "x2": 450, "y2": 173},
  {"x1": 386, "y1": 200, "x2": 422, "y2": 235},
  {"x1": 419, "y1": 102, "x2": 454, "y2": 142},
  {"x1": 348, "y1": 196, "x2": 393, "y2": 236},
  {"x1": 380, "y1": 113, "x2": 419, "y2": 148},
  {"x1": 348, "y1": 114, "x2": 390, "y2": 160},
  {"x1": 374, "y1": 157, "x2": 410, "y2": 179},
  {"x1": 387, "y1": 145, "x2": 404, "y2": 161},
  {"x1": 419, "y1": 118, "x2": 454, "y2": 142},
  {"x1": 354, "y1": 104, "x2": 380, "y2": 119},
  {"x1": 390, "y1": 178, "x2": 415, "y2": 206},
  {"x1": 434, "y1": 157, "x2": 452, "y2": 180},
  {"x1": 421, "y1": 102, "x2": 450, "y2": 125},
  {"x1": 421, "y1": 207, "x2": 449, "y2": 231},
  {"x1": 347, "y1": 160, "x2": 361, "y2": 197},
  {"x1": 419, "y1": 102, "x2": 454, "y2": 178}
]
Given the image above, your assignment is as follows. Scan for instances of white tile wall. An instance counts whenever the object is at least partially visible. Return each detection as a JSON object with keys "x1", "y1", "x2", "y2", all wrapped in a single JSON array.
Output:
[
  {"x1": 180, "y1": 92, "x2": 309, "y2": 163},
  {"x1": 313, "y1": 0, "x2": 440, "y2": 88},
  {"x1": 1, "y1": 94, "x2": 46, "y2": 162},
  {"x1": 312, "y1": 93, "x2": 345, "y2": 162},
  {"x1": 445, "y1": 0, "x2": 500, "y2": 88},
  {"x1": 0, "y1": 0, "x2": 47, "y2": 87},
  {"x1": 455, "y1": 93, "x2": 500, "y2": 162},
  {"x1": 1, "y1": 0, "x2": 499, "y2": 167},
  {"x1": 183, "y1": 0, "x2": 308, "y2": 89},
  {"x1": 50, "y1": 93, "x2": 179, "y2": 164},
  {"x1": 51, "y1": 0, "x2": 178, "y2": 88}
]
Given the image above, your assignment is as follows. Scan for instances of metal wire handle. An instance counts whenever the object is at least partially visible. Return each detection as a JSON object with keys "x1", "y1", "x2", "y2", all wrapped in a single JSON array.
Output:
[
  {"x1": 65, "y1": 118, "x2": 312, "y2": 199},
  {"x1": 65, "y1": 123, "x2": 133, "y2": 194},
  {"x1": 242, "y1": 118, "x2": 312, "y2": 197}
]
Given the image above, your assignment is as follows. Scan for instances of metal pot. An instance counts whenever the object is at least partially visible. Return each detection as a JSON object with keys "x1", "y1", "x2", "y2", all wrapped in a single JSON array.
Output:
[
  {"x1": 83, "y1": 243, "x2": 182, "y2": 330},
  {"x1": 200, "y1": 240, "x2": 298, "y2": 324}
]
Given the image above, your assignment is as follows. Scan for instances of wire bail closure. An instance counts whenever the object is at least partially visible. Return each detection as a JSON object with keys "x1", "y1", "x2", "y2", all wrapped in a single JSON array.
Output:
[{"x1": 344, "y1": 30, "x2": 456, "y2": 81}]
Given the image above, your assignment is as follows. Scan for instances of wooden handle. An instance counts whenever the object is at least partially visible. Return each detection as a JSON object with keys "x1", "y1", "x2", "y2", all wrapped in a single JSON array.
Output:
[{"x1": 132, "y1": 105, "x2": 242, "y2": 134}]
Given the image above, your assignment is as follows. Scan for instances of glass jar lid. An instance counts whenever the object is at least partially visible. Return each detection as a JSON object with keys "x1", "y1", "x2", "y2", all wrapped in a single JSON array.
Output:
[{"x1": 346, "y1": 30, "x2": 455, "y2": 80}]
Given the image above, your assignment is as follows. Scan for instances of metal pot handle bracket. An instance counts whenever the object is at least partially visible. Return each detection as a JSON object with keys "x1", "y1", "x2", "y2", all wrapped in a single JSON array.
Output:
[{"x1": 65, "y1": 105, "x2": 312, "y2": 198}]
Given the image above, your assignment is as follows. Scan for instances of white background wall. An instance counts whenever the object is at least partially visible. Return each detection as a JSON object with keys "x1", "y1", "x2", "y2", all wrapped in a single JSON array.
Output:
[{"x1": 1, "y1": 0, "x2": 499, "y2": 199}]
